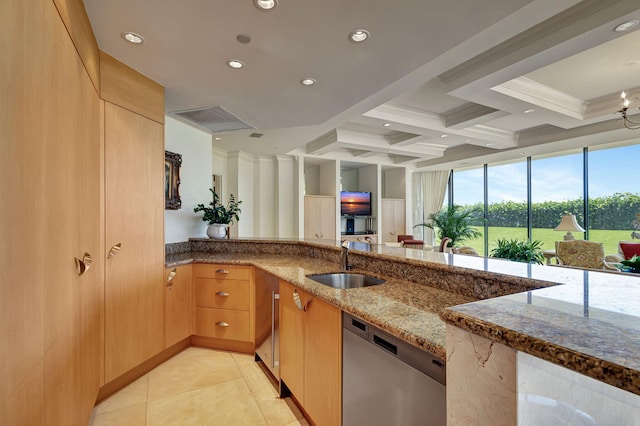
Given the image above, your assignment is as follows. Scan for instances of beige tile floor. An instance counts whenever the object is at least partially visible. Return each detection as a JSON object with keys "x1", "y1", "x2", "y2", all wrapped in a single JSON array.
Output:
[{"x1": 89, "y1": 347, "x2": 309, "y2": 426}]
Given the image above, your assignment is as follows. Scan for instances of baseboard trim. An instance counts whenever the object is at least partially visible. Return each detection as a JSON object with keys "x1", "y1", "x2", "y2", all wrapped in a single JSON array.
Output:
[
  {"x1": 95, "y1": 338, "x2": 190, "y2": 404},
  {"x1": 190, "y1": 335, "x2": 255, "y2": 354}
]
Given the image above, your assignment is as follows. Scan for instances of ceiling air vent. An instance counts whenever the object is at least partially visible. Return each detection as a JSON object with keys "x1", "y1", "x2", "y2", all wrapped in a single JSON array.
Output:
[{"x1": 170, "y1": 106, "x2": 254, "y2": 133}]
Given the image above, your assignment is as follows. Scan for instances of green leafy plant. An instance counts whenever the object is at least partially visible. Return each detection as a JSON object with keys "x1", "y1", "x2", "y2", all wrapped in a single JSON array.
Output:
[
  {"x1": 620, "y1": 255, "x2": 640, "y2": 273},
  {"x1": 414, "y1": 204, "x2": 484, "y2": 247},
  {"x1": 490, "y1": 238, "x2": 544, "y2": 264},
  {"x1": 194, "y1": 189, "x2": 242, "y2": 225}
]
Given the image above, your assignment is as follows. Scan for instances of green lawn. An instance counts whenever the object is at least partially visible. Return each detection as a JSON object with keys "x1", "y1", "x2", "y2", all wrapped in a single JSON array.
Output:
[{"x1": 458, "y1": 227, "x2": 632, "y2": 256}]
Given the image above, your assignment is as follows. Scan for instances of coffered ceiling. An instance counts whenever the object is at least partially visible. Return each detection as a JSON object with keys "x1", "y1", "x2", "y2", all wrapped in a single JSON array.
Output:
[{"x1": 84, "y1": 0, "x2": 640, "y2": 170}]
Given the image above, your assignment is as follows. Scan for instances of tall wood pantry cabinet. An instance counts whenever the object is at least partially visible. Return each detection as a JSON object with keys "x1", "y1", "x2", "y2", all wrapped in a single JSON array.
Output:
[
  {"x1": 1, "y1": 0, "x2": 102, "y2": 424},
  {"x1": 101, "y1": 52, "x2": 166, "y2": 383}
]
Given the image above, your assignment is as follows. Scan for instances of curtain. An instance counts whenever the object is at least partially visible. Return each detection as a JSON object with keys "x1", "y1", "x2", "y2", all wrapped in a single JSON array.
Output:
[{"x1": 412, "y1": 170, "x2": 450, "y2": 246}]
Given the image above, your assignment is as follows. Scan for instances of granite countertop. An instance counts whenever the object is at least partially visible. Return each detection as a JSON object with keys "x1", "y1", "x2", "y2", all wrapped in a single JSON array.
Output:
[
  {"x1": 168, "y1": 238, "x2": 640, "y2": 396},
  {"x1": 166, "y1": 251, "x2": 473, "y2": 360},
  {"x1": 442, "y1": 268, "x2": 640, "y2": 396}
]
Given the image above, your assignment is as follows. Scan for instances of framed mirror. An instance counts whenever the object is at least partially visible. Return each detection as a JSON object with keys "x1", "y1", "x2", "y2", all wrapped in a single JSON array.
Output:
[{"x1": 165, "y1": 150, "x2": 182, "y2": 210}]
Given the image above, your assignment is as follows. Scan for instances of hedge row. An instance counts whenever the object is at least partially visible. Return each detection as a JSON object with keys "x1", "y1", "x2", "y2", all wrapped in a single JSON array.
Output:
[{"x1": 461, "y1": 192, "x2": 640, "y2": 230}]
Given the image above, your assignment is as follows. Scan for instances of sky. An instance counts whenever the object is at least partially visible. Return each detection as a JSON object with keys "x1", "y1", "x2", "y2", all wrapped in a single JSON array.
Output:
[{"x1": 452, "y1": 143, "x2": 640, "y2": 205}]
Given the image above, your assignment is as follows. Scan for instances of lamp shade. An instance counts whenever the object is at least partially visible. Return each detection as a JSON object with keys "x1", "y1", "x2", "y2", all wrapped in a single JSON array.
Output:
[
  {"x1": 554, "y1": 214, "x2": 585, "y2": 240},
  {"x1": 554, "y1": 214, "x2": 585, "y2": 232}
]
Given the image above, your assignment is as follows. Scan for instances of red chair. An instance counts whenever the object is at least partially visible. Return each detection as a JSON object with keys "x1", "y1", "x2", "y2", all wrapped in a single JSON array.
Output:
[{"x1": 397, "y1": 234, "x2": 424, "y2": 248}]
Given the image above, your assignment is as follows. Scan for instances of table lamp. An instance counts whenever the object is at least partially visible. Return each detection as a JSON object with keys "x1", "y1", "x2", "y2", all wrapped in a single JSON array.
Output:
[{"x1": 554, "y1": 214, "x2": 585, "y2": 241}]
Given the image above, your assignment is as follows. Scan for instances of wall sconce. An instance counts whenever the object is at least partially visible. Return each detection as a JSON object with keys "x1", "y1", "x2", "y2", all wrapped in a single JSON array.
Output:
[
  {"x1": 617, "y1": 91, "x2": 640, "y2": 130},
  {"x1": 554, "y1": 214, "x2": 585, "y2": 241}
]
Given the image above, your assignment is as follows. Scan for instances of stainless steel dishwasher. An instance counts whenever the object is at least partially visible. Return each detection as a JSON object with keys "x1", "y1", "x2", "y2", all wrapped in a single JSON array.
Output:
[{"x1": 343, "y1": 312, "x2": 446, "y2": 426}]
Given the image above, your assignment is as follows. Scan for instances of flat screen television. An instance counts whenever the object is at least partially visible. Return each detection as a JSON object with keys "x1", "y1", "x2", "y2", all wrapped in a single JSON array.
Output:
[{"x1": 340, "y1": 191, "x2": 372, "y2": 216}]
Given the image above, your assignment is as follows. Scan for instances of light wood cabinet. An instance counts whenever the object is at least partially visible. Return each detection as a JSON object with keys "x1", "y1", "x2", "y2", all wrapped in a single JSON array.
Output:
[
  {"x1": 381, "y1": 198, "x2": 406, "y2": 243},
  {"x1": 279, "y1": 280, "x2": 342, "y2": 426},
  {"x1": 1, "y1": 0, "x2": 102, "y2": 424},
  {"x1": 165, "y1": 265, "x2": 192, "y2": 348},
  {"x1": 304, "y1": 195, "x2": 337, "y2": 240},
  {"x1": 194, "y1": 264, "x2": 255, "y2": 346},
  {"x1": 104, "y1": 102, "x2": 165, "y2": 382}
]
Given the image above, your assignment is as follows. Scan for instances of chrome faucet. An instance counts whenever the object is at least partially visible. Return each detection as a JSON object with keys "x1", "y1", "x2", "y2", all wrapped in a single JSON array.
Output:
[{"x1": 340, "y1": 240, "x2": 351, "y2": 271}]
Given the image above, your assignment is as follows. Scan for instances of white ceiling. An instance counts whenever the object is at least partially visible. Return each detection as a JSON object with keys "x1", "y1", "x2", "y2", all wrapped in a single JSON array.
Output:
[{"x1": 84, "y1": 0, "x2": 640, "y2": 170}]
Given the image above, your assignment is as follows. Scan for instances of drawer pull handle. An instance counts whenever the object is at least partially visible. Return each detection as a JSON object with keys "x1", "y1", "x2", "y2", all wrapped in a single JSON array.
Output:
[
  {"x1": 108, "y1": 243, "x2": 122, "y2": 259},
  {"x1": 75, "y1": 252, "x2": 92, "y2": 276},
  {"x1": 216, "y1": 321, "x2": 230, "y2": 327},
  {"x1": 216, "y1": 269, "x2": 230, "y2": 274},
  {"x1": 167, "y1": 268, "x2": 177, "y2": 283},
  {"x1": 215, "y1": 291, "x2": 230, "y2": 297},
  {"x1": 293, "y1": 290, "x2": 311, "y2": 311}
]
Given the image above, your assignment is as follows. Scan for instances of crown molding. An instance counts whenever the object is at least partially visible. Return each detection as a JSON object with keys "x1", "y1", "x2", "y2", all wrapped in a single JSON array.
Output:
[
  {"x1": 363, "y1": 103, "x2": 445, "y2": 129},
  {"x1": 492, "y1": 76, "x2": 586, "y2": 119},
  {"x1": 438, "y1": 0, "x2": 640, "y2": 88},
  {"x1": 444, "y1": 103, "x2": 506, "y2": 129}
]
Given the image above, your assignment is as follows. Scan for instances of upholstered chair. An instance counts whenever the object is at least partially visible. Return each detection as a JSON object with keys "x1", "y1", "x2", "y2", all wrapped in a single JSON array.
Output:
[
  {"x1": 555, "y1": 240, "x2": 618, "y2": 271},
  {"x1": 605, "y1": 241, "x2": 640, "y2": 263},
  {"x1": 453, "y1": 246, "x2": 479, "y2": 256}
]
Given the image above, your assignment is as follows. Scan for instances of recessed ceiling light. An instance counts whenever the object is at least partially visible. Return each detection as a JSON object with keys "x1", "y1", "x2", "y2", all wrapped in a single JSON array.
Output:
[
  {"x1": 614, "y1": 20, "x2": 638, "y2": 32},
  {"x1": 519, "y1": 152, "x2": 526, "y2": 155},
  {"x1": 227, "y1": 59, "x2": 244, "y2": 69},
  {"x1": 349, "y1": 29, "x2": 370, "y2": 43},
  {"x1": 523, "y1": 108, "x2": 535, "y2": 114},
  {"x1": 214, "y1": 137, "x2": 221, "y2": 141},
  {"x1": 301, "y1": 78, "x2": 316, "y2": 86},
  {"x1": 383, "y1": 123, "x2": 391, "y2": 127},
  {"x1": 486, "y1": 143, "x2": 494, "y2": 147},
  {"x1": 465, "y1": 139, "x2": 471, "y2": 142},
  {"x1": 255, "y1": 0, "x2": 277, "y2": 11},
  {"x1": 122, "y1": 32, "x2": 144, "y2": 44},
  {"x1": 237, "y1": 34, "x2": 251, "y2": 44},
  {"x1": 440, "y1": 134, "x2": 448, "y2": 138}
]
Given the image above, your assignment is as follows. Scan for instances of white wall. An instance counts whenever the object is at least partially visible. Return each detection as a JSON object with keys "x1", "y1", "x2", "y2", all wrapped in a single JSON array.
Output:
[
  {"x1": 275, "y1": 156, "x2": 297, "y2": 238},
  {"x1": 212, "y1": 146, "x2": 228, "y2": 198},
  {"x1": 227, "y1": 152, "x2": 255, "y2": 237},
  {"x1": 164, "y1": 117, "x2": 213, "y2": 243},
  {"x1": 383, "y1": 168, "x2": 406, "y2": 198},
  {"x1": 254, "y1": 157, "x2": 276, "y2": 237}
]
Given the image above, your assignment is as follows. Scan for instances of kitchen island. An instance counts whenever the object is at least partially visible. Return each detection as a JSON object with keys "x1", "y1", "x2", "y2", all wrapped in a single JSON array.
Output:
[{"x1": 167, "y1": 237, "x2": 640, "y2": 424}]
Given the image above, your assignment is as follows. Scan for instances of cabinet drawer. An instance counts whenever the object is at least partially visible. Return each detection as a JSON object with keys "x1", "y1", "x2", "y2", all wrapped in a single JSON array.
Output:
[
  {"x1": 195, "y1": 308, "x2": 250, "y2": 342},
  {"x1": 193, "y1": 264, "x2": 251, "y2": 281},
  {"x1": 195, "y1": 278, "x2": 250, "y2": 310}
]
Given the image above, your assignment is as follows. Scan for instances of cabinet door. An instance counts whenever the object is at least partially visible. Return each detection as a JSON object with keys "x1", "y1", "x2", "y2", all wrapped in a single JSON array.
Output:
[
  {"x1": 392, "y1": 199, "x2": 406, "y2": 238},
  {"x1": 304, "y1": 196, "x2": 323, "y2": 239},
  {"x1": 304, "y1": 296, "x2": 342, "y2": 426},
  {"x1": 319, "y1": 197, "x2": 336, "y2": 240},
  {"x1": 381, "y1": 199, "x2": 406, "y2": 243},
  {"x1": 40, "y1": 2, "x2": 102, "y2": 424},
  {"x1": 104, "y1": 103, "x2": 164, "y2": 382},
  {"x1": 381, "y1": 199, "x2": 396, "y2": 243},
  {"x1": 165, "y1": 265, "x2": 192, "y2": 348},
  {"x1": 279, "y1": 280, "x2": 306, "y2": 401}
]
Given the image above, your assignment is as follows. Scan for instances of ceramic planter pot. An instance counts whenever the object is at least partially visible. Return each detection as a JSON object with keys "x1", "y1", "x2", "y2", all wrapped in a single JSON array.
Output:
[{"x1": 207, "y1": 223, "x2": 228, "y2": 239}]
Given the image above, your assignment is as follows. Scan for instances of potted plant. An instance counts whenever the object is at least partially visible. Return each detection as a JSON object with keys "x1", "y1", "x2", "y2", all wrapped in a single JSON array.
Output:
[
  {"x1": 490, "y1": 238, "x2": 544, "y2": 264},
  {"x1": 620, "y1": 255, "x2": 640, "y2": 273},
  {"x1": 414, "y1": 205, "x2": 483, "y2": 249},
  {"x1": 194, "y1": 189, "x2": 242, "y2": 239}
]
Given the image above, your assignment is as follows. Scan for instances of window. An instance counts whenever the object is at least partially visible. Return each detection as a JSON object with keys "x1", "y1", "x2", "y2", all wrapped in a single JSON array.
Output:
[
  {"x1": 452, "y1": 167, "x2": 485, "y2": 254},
  {"x1": 588, "y1": 143, "x2": 640, "y2": 255},
  {"x1": 531, "y1": 151, "x2": 584, "y2": 250},
  {"x1": 487, "y1": 161, "x2": 528, "y2": 251}
]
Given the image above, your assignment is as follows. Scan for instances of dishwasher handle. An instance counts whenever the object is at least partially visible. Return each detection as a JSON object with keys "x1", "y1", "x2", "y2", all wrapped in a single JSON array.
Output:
[{"x1": 373, "y1": 334, "x2": 398, "y2": 356}]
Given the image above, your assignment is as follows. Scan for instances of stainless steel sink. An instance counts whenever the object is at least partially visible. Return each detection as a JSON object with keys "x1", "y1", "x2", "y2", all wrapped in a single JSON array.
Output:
[{"x1": 307, "y1": 273, "x2": 385, "y2": 289}]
